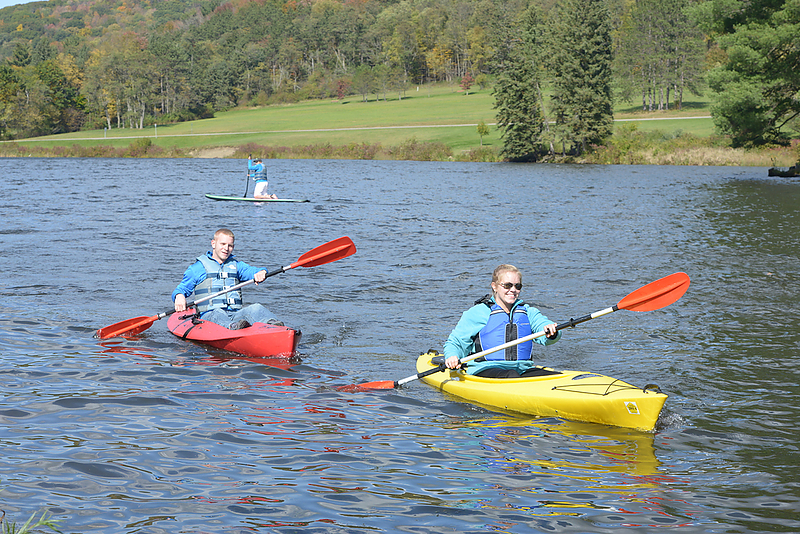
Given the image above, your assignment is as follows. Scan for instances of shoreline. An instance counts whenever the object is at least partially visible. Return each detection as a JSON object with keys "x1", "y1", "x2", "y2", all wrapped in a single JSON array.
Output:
[
  {"x1": 1, "y1": 141, "x2": 794, "y2": 168},
  {"x1": 1, "y1": 115, "x2": 796, "y2": 167}
]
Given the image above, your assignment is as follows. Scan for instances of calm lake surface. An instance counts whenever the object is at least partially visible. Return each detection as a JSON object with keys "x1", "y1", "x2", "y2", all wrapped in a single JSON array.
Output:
[{"x1": 1, "y1": 157, "x2": 798, "y2": 533}]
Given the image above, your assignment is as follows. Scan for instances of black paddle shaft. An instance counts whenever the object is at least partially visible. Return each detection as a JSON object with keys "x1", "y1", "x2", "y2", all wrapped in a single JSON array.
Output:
[{"x1": 556, "y1": 309, "x2": 614, "y2": 331}]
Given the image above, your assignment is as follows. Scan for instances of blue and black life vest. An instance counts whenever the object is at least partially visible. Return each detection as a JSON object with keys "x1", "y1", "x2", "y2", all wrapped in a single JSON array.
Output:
[
  {"x1": 250, "y1": 163, "x2": 266, "y2": 182},
  {"x1": 474, "y1": 296, "x2": 533, "y2": 361},
  {"x1": 193, "y1": 254, "x2": 243, "y2": 313}
]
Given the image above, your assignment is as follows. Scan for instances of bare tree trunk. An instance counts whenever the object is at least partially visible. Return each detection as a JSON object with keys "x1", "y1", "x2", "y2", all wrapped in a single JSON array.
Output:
[{"x1": 139, "y1": 98, "x2": 145, "y2": 129}]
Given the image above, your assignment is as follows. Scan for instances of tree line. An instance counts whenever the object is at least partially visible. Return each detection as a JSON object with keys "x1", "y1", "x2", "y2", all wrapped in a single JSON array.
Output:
[{"x1": 0, "y1": 0, "x2": 796, "y2": 156}]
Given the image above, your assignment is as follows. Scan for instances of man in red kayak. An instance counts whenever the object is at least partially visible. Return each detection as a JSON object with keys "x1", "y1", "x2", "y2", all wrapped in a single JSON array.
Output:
[{"x1": 172, "y1": 228, "x2": 279, "y2": 329}]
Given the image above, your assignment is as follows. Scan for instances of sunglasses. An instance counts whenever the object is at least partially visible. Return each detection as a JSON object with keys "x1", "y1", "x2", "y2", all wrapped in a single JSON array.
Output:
[{"x1": 496, "y1": 282, "x2": 523, "y2": 290}]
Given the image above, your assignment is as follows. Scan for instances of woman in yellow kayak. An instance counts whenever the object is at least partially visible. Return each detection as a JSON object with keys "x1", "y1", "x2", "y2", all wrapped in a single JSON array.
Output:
[{"x1": 443, "y1": 264, "x2": 561, "y2": 378}]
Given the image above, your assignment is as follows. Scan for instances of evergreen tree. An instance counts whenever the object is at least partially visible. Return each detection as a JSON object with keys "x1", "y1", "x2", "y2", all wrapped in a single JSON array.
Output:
[
  {"x1": 31, "y1": 37, "x2": 56, "y2": 65},
  {"x1": 0, "y1": 65, "x2": 20, "y2": 138},
  {"x1": 548, "y1": 0, "x2": 614, "y2": 155},
  {"x1": 35, "y1": 60, "x2": 86, "y2": 133},
  {"x1": 492, "y1": 6, "x2": 546, "y2": 162},
  {"x1": 7, "y1": 42, "x2": 31, "y2": 67},
  {"x1": 695, "y1": 0, "x2": 800, "y2": 147}
]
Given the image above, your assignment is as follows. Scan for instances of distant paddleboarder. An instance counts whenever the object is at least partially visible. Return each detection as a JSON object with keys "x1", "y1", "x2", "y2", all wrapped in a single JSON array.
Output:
[{"x1": 248, "y1": 157, "x2": 278, "y2": 199}]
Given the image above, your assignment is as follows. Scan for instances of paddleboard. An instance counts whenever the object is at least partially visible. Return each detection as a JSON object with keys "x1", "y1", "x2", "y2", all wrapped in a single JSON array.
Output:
[{"x1": 205, "y1": 194, "x2": 309, "y2": 203}]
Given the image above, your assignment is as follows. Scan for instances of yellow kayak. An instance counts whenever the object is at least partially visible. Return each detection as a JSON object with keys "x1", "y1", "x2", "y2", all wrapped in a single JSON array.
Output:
[{"x1": 416, "y1": 352, "x2": 667, "y2": 431}]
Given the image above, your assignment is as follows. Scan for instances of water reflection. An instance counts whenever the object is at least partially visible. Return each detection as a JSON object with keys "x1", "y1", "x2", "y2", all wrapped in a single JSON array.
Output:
[
  {"x1": 97, "y1": 340, "x2": 160, "y2": 360},
  {"x1": 464, "y1": 417, "x2": 660, "y2": 475},
  {"x1": 429, "y1": 416, "x2": 707, "y2": 530}
]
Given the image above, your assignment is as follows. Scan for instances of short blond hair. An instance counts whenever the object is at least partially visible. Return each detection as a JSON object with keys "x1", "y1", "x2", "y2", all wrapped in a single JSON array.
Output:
[
  {"x1": 214, "y1": 228, "x2": 235, "y2": 240},
  {"x1": 492, "y1": 264, "x2": 522, "y2": 284}
]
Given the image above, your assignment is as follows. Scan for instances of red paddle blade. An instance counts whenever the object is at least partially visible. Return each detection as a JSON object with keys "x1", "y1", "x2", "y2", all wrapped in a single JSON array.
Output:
[
  {"x1": 618, "y1": 272, "x2": 690, "y2": 312},
  {"x1": 95, "y1": 315, "x2": 157, "y2": 340},
  {"x1": 290, "y1": 236, "x2": 356, "y2": 269},
  {"x1": 337, "y1": 380, "x2": 396, "y2": 392}
]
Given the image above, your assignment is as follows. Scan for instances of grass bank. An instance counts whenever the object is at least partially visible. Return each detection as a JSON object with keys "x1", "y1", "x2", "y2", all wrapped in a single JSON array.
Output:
[{"x1": 2, "y1": 84, "x2": 798, "y2": 167}]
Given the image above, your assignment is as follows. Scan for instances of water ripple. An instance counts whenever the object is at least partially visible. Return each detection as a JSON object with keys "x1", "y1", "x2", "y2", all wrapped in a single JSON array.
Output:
[{"x1": 0, "y1": 159, "x2": 797, "y2": 532}]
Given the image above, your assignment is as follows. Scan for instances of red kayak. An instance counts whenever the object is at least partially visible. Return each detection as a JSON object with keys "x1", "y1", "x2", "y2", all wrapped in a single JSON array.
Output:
[{"x1": 167, "y1": 310, "x2": 301, "y2": 358}]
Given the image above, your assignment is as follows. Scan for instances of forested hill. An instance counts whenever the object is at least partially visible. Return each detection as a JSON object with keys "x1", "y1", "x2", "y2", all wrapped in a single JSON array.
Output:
[
  {"x1": 4, "y1": 0, "x2": 564, "y2": 139},
  {"x1": 0, "y1": 0, "x2": 219, "y2": 45},
  {"x1": 0, "y1": 0, "x2": 796, "y2": 152}
]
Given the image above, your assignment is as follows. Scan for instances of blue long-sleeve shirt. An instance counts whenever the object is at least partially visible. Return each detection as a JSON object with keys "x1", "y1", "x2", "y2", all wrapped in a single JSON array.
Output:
[
  {"x1": 172, "y1": 252, "x2": 265, "y2": 303},
  {"x1": 247, "y1": 160, "x2": 265, "y2": 181}
]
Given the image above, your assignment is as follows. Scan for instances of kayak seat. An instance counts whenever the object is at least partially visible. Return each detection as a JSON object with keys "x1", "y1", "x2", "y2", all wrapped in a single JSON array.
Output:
[
  {"x1": 429, "y1": 353, "x2": 561, "y2": 378},
  {"x1": 520, "y1": 367, "x2": 562, "y2": 377}
]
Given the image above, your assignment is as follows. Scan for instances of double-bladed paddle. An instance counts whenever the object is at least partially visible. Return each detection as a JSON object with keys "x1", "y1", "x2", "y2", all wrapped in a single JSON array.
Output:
[
  {"x1": 341, "y1": 271, "x2": 690, "y2": 392},
  {"x1": 96, "y1": 236, "x2": 357, "y2": 340}
]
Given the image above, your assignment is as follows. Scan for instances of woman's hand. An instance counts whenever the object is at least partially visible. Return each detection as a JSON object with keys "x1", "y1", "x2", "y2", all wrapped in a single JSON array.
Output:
[
  {"x1": 544, "y1": 323, "x2": 558, "y2": 339},
  {"x1": 445, "y1": 356, "x2": 461, "y2": 369}
]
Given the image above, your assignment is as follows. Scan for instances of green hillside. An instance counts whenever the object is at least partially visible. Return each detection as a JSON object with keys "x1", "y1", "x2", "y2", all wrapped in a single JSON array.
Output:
[
  {"x1": 11, "y1": 83, "x2": 716, "y2": 152},
  {"x1": 5, "y1": 83, "x2": 797, "y2": 166}
]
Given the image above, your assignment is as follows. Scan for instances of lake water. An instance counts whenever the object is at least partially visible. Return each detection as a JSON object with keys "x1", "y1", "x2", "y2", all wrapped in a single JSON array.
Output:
[{"x1": 1, "y1": 157, "x2": 798, "y2": 533}]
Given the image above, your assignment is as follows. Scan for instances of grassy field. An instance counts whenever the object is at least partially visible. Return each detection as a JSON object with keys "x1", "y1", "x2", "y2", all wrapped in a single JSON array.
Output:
[{"x1": 4, "y1": 84, "x2": 797, "y2": 166}]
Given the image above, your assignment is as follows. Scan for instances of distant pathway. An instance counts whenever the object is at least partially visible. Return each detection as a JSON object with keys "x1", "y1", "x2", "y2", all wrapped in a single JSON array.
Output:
[{"x1": 15, "y1": 116, "x2": 713, "y2": 142}]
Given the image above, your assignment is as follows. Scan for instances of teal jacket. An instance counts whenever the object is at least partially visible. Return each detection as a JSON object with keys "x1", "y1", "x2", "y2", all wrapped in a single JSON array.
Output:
[{"x1": 443, "y1": 295, "x2": 561, "y2": 375}]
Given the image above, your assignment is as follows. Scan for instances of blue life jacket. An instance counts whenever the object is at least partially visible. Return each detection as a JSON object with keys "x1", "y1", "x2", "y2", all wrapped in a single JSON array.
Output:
[
  {"x1": 193, "y1": 255, "x2": 243, "y2": 313},
  {"x1": 475, "y1": 298, "x2": 533, "y2": 361},
  {"x1": 250, "y1": 163, "x2": 266, "y2": 182}
]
